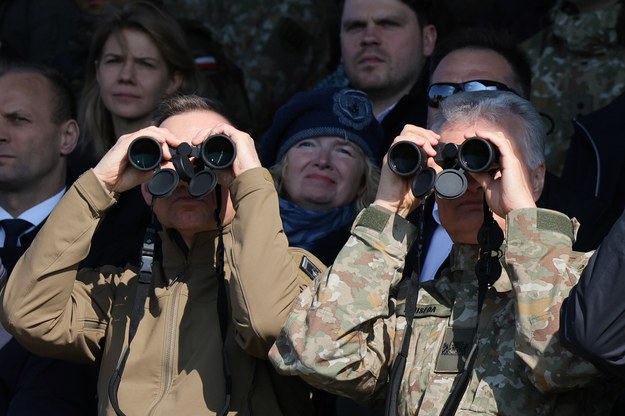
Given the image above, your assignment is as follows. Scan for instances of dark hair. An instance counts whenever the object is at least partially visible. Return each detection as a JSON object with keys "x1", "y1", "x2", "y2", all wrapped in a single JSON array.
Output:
[
  {"x1": 0, "y1": 62, "x2": 77, "y2": 123},
  {"x1": 152, "y1": 94, "x2": 232, "y2": 126},
  {"x1": 79, "y1": 1, "x2": 199, "y2": 157},
  {"x1": 398, "y1": 0, "x2": 431, "y2": 27},
  {"x1": 339, "y1": 0, "x2": 431, "y2": 28},
  {"x1": 429, "y1": 26, "x2": 532, "y2": 99}
]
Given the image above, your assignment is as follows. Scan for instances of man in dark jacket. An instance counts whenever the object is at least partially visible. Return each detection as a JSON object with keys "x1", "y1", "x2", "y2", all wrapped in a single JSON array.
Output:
[
  {"x1": 337, "y1": 0, "x2": 437, "y2": 155},
  {"x1": 540, "y1": 92, "x2": 625, "y2": 251},
  {"x1": 560, "y1": 201, "x2": 625, "y2": 415}
]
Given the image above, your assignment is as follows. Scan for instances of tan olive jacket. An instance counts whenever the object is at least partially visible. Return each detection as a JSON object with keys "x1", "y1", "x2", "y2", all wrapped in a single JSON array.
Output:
[{"x1": 0, "y1": 168, "x2": 313, "y2": 416}]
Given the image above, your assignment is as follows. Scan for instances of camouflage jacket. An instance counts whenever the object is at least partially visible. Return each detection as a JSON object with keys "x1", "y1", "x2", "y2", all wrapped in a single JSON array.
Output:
[
  {"x1": 521, "y1": 1, "x2": 625, "y2": 176},
  {"x1": 160, "y1": 0, "x2": 339, "y2": 137},
  {"x1": 269, "y1": 205, "x2": 619, "y2": 415}
]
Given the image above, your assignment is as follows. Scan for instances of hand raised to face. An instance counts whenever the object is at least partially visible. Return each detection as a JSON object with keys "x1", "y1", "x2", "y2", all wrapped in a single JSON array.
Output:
[{"x1": 375, "y1": 124, "x2": 440, "y2": 218}]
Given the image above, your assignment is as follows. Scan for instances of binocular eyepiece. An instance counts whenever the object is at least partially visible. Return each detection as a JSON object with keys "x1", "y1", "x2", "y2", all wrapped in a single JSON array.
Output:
[
  {"x1": 127, "y1": 134, "x2": 237, "y2": 198},
  {"x1": 387, "y1": 137, "x2": 499, "y2": 199}
]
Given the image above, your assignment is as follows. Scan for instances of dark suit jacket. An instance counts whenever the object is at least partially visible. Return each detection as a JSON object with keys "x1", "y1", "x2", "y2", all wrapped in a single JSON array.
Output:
[{"x1": 0, "y1": 227, "x2": 99, "y2": 416}]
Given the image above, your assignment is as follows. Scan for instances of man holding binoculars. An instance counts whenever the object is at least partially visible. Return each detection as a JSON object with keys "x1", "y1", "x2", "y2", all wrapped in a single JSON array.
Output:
[
  {"x1": 270, "y1": 90, "x2": 621, "y2": 415},
  {"x1": 0, "y1": 94, "x2": 316, "y2": 415}
]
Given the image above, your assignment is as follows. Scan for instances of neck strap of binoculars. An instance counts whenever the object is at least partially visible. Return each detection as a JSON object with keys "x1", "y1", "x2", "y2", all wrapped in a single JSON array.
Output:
[
  {"x1": 439, "y1": 198, "x2": 503, "y2": 416},
  {"x1": 213, "y1": 184, "x2": 232, "y2": 416},
  {"x1": 384, "y1": 199, "x2": 426, "y2": 416},
  {"x1": 109, "y1": 207, "x2": 160, "y2": 416}
]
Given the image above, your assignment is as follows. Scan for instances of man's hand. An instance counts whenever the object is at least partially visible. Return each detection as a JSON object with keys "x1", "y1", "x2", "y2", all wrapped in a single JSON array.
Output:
[
  {"x1": 469, "y1": 130, "x2": 537, "y2": 218},
  {"x1": 92, "y1": 126, "x2": 179, "y2": 193},
  {"x1": 198, "y1": 123, "x2": 262, "y2": 187},
  {"x1": 375, "y1": 124, "x2": 440, "y2": 218}
]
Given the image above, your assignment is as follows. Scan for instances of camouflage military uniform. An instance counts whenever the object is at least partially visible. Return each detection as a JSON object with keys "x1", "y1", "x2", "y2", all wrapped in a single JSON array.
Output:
[
  {"x1": 160, "y1": 0, "x2": 339, "y2": 137},
  {"x1": 520, "y1": 1, "x2": 625, "y2": 176},
  {"x1": 269, "y1": 205, "x2": 622, "y2": 415}
]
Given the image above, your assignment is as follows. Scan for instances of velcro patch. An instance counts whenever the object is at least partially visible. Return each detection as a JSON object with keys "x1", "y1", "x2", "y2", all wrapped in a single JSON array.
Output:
[
  {"x1": 434, "y1": 327, "x2": 475, "y2": 373},
  {"x1": 300, "y1": 256, "x2": 321, "y2": 280}
]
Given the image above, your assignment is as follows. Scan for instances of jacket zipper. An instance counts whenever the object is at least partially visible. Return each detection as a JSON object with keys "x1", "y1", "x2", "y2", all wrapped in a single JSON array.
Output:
[{"x1": 146, "y1": 275, "x2": 183, "y2": 415}]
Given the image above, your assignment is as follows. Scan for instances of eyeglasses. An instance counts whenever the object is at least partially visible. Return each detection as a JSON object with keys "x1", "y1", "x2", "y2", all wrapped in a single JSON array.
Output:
[{"x1": 427, "y1": 80, "x2": 519, "y2": 108}]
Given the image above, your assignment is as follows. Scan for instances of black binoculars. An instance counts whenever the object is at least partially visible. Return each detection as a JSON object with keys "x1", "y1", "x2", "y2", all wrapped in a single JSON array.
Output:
[
  {"x1": 387, "y1": 137, "x2": 499, "y2": 199},
  {"x1": 387, "y1": 141, "x2": 440, "y2": 198},
  {"x1": 127, "y1": 134, "x2": 236, "y2": 198}
]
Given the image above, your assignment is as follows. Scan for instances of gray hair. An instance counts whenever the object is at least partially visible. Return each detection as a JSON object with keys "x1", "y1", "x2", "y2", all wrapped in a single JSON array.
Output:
[{"x1": 429, "y1": 90, "x2": 545, "y2": 168}]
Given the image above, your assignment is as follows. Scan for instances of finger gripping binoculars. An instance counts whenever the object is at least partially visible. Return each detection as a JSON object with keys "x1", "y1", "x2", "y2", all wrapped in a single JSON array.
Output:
[
  {"x1": 387, "y1": 137, "x2": 499, "y2": 199},
  {"x1": 127, "y1": 134, "x2": 236, "y2": 198}
]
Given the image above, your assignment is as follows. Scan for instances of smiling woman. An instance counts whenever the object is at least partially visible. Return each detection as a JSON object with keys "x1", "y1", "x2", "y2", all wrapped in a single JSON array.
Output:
[{"x1": 260, "y1": 86, "x2": 382, "y2": 264}]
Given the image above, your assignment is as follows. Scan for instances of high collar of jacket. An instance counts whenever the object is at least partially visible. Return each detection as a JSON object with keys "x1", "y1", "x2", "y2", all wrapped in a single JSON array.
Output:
[{"x1": 158, "y1": 228, "x2": 220, "y2": 281}]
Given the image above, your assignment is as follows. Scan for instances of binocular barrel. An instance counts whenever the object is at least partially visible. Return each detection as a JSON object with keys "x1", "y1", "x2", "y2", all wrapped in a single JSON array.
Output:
[
  {"x1": 127, "y1": 136, "x2": 163, "y2": 171},
  {"x1": 128, "y1": 134, "x2": 237, "y2": 199},
  {"x1": 127, "y1": 134, "x2": 237, "y2": 171},
  {"x1": 457, "y1": 137, "x2": 499, "y2": 172},
  {"x1": 199, "y1": 134, "x2": 236, "y2": 169},
  {"x1": 387, "y1": 141, "x2": 426, "y2": 176}
]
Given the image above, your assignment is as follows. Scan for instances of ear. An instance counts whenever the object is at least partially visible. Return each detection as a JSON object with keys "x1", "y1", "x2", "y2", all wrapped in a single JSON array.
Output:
[
  {"x1": 140, "y1": 182, "x2": 154, "y2": 206},
  {"x1": 165, "y1": 70, "x2": 183, "y2": 95},
  {"x1": 531, "y1": 163, "x2": 546, "y2": 201},
  {"x1": 421, "y1": 24, "x2": 437, "y2": 57},
  {"x1": 59, "y1": 119, "x2": 79, "y2": 156}
]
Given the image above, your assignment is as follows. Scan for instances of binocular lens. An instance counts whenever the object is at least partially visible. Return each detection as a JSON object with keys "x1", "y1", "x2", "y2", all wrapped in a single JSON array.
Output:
[
  {"x1": 388, "y1": 141, "x2": 425, "y2": 176},
  {"x1": 458, "y1": 137, "x2": 498, "y2": 172},
  {"x1": 128, "y1": 136, "x2": 162, "y2": 171},
  {"x1": 200, "y1": 134, "x2": 236, "y2": 169}
]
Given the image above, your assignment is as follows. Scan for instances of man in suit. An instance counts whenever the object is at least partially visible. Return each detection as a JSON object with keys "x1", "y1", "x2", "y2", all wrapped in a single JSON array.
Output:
[{"x1": 0, "y1": 62, "x2": 97, "y2": 415}]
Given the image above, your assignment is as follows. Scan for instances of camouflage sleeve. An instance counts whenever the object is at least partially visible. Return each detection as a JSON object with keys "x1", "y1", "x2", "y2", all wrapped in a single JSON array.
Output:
[
  {"x1": 269, "y1": 205, "x2": 417, "y2": 399},
  {"x1": 504, "y1": 208, "x2": 605, "y2": 392}
]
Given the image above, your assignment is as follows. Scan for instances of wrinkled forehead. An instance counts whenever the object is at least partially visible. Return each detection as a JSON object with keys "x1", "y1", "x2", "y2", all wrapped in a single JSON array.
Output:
[{"x1": 158, "y1": 110, "x2": 228, "y2": 143}]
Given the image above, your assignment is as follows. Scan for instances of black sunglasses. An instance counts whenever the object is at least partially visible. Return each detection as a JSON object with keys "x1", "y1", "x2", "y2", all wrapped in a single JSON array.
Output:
[{"x1": 427, "y1": 80, "x2": 519, "y2": 108}]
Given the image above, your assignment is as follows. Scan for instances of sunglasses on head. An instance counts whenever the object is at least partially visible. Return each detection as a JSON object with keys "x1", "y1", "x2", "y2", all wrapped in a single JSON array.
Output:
[{"x1": 427, "y1": 80, "x2": 519, "y2": 108}]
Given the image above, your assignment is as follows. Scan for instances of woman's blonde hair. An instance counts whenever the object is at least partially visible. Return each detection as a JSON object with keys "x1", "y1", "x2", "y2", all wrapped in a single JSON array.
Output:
[{"x1": 78, "y1": 1, "x2": 199, "y2": 159}]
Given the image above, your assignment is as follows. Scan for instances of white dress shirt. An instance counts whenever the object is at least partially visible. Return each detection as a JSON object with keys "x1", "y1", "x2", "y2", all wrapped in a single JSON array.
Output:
[{"x1": 0, "y1": 188, "x2": 65, "y2": 247}]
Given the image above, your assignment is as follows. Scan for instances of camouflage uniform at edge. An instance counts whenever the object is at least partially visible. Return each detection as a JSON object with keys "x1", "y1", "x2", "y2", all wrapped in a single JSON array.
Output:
[
  {"x1": 521, "y1": 1, "x2": 625, "y2": 176},
  {"x1": 161, "y1": 0, "x2": 339, "y2": 136},
  {"x1": 269, "y1": 206, "x2": 624, "y2": 415}
]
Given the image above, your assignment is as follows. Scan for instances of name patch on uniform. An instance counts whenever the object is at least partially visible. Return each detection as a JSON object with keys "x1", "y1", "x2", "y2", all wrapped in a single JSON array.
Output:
[
  {"x1": 395, "y1": 303, "x2": 452, "y2": 318},
  {"x1": 300, "y1": 256, "x2": 321, "y2": 280},
  {"x1": 434, "y1": 327, "x2": 475, "y2": 373}
]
